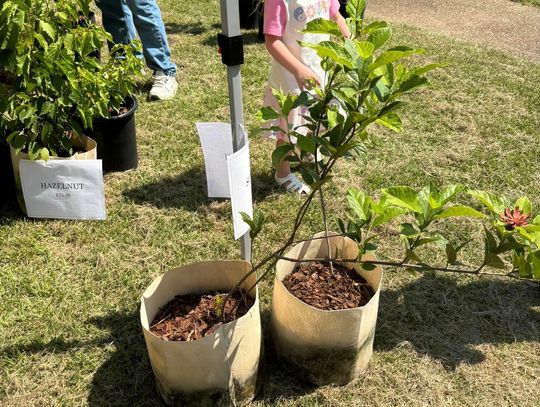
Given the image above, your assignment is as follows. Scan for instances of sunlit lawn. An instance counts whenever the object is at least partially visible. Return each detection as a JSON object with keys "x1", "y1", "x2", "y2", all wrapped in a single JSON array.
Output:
[{"x1": 1, "y1": 0, "x2": 539, "y2": 406}]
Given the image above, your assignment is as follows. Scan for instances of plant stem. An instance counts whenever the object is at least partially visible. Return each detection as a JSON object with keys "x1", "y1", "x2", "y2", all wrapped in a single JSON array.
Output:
[
  {"x1": 318, "y1": 187, "x2": 334, "y2": 273},
  {"x1": 276, "y1": 255, "x2": 540, "y2": 284}
]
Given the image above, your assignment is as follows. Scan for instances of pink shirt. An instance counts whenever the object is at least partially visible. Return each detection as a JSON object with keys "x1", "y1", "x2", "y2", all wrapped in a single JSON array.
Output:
[{"x1": 263, "y1": 0, "x2": 341, "y2": 37}]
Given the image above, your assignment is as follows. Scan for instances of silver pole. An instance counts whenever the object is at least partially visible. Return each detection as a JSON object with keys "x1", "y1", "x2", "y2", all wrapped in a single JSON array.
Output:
[{"x1": 219, "y1": 0, "x2": 252, "y2": 262}]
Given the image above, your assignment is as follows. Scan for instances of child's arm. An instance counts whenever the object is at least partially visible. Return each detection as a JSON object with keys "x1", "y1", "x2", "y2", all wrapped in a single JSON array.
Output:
[
  {"x1": 332, "y1": 12, "x2": 351, "y2": 38},
  {"x1": 265, "y1": 35, "x2": 321, "y2": 89}
]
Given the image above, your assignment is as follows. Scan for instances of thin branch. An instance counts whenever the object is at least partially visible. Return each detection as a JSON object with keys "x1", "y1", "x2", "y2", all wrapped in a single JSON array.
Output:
[{"x1": 276, "y1": 255, "x2": 540, "y2": 284}]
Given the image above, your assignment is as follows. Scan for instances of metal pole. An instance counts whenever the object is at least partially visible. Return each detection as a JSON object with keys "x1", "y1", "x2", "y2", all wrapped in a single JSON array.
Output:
[{"x1": 219, "y1": 0, "x2": 252, "y2": 262}]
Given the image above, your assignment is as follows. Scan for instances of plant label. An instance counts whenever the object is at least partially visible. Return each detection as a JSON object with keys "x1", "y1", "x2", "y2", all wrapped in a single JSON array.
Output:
[
  {"x1": 19, "y1": 159, "x2": 106, "y2": 220},
  {"x1": 196, "y1": 122, "x2": 234, "y2": 198},
  {"x1": 227, "y1": 142, "x2": 253, "y2": 240}
]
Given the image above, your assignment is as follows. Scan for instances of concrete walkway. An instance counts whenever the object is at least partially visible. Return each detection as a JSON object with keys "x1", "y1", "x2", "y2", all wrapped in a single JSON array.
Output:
[{"x1": 367, "y1": 0, "x2": 540, "y2": 62}]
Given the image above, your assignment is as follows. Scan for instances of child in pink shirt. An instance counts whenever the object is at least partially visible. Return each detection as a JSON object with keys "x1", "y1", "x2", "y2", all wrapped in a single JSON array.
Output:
[{"x1": 263, "y1": 0, "x2": 350, "y2": 193}]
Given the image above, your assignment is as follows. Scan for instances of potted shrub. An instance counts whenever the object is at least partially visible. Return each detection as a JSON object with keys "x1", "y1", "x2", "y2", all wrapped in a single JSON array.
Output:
[
  {"x1": 140, "y1": 260, "x2": 262, "y2": 406},
  {"x1": 235, "y1": 0, "x2": 539, "y2": 385},
  {"x1": 86, "y1": 43, "x2": 143, "y2": 173},
  {"x1": 0, "y1": 0, "x2": 142, "y2": 212}
]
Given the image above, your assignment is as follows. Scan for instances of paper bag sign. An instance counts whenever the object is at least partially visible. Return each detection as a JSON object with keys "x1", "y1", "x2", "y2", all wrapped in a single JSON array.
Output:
[{"x1": 19, "y1": 160, "x2": 106, "y2": 220}]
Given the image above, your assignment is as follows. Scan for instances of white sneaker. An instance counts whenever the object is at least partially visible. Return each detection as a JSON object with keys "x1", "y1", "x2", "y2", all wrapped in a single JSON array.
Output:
[{"x1": 149, "y1": 71, "x2": 178, "y2": 101}]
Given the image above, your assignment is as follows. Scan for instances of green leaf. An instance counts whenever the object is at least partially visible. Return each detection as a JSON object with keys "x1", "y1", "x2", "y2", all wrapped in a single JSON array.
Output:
[
  {"x1": 303, "y1": 18, "x2": 341, "y2": 36},
  {"x1": 433, "y1": 205, "x2": 485, "y2": 219},
  {"x1": 257, "y1": 106, "x2": 280, "y2": 121},
  {"x1": 271, "y1": 144, "x2": 292, "y2": 169},
  {"x1": 397, "y1": 75, "x2": 429, "y2": 94},
  {"x1": 347, "y1": 188, "x2": 370, "y2": 221},
  {"x1": 296, "y1": 134, "x2": 316, "y2": 154},
  {"x1": 241, "y1": 210, "x2": 266, "y2": 241},
  {"x1": 368, "y1": 49, "x2": 421, "y2": 72},
  {"x1": 485, "y1": 253, "x2": 505, "y2": 269},
  {"x1": 469, "y1": 190, "x2": 507, "y2": 215},
  {"x1": 383, "y1": 186, "x2": 423, "y2": 213},
  {"x1": 300, "y1": 41, "x2": 353, "y2": 68},
  {"x1": 356, "y1": 41, "x2": 375, "y2": 59},
  {"x1": 514, "y1": 196, "x2": 532, "y2": 214},
  {"x1": 400, "y1": 223, "x2": 421, "y2": 238},
  {"x1": 39, "y1": 20, "x2": 56, "y2": 41},
  {"x1": 346, "y1": 0, "x2": 367, "y2": 22},
  {"x1": 376, "y1": 112, "x2": 402, "y2": 132},
  {"x1": 367, "y1": 27, "x2": 392, "y2": 49}
]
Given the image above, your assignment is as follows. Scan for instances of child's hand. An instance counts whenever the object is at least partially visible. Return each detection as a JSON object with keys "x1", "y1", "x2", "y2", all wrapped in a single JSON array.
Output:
[{"x1": 294, "y1": 65, "x2": 320, "y2": 90}]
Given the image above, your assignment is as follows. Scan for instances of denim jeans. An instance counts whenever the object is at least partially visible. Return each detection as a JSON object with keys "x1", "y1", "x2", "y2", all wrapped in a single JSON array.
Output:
[{"x1": 95, "y1": 0, "x2": 176, "y2": 76}]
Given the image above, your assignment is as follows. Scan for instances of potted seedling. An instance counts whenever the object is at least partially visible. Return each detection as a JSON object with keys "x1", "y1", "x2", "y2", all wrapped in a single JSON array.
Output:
[
  {"x1": 140, "y1": 260, "x2": 262, "y2": 406},
  {"x1": 87, "y1": 42, "x2": 143, "y2": 173},
  {"x1": 233, "y1": 0, "x2": 539, "y2": 386}
]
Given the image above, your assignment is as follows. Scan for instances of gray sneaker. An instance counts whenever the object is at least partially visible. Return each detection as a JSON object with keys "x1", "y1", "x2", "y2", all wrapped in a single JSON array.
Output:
[{"x1": 149, "y1": 71, "x2": 178, "y2": 101}]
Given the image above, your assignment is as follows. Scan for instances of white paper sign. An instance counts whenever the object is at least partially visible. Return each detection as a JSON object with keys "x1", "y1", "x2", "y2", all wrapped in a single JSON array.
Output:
[
  {"x1": 196, "y1": 122, "x2": 234, "y2": 198},
  {"x1": 19, "y1": 160, "x2": 106, "y2": 220},
  {"x1": 227, "y1": 142, "x2": 253, "y2": 240}
]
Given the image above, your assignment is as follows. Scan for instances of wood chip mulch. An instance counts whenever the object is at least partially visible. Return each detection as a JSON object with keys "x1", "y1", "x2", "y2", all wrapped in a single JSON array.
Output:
[
  {"x1": 150, "y1": 290, "x2": 254, "y2": 342},
  {"x1": 282, "y1": 261, "x2": 375, "y2": 310}
]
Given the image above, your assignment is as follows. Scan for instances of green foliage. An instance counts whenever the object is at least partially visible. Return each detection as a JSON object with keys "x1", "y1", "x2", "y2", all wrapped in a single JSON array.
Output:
[
  {"x1": 252, "y1": 0, "x2": 538, "y2": 281},
  {"x1": 241, "y1": 210, "x2": 267, "y2": 241},
  {"x1": 0, "y1": 0, "x2": 143, "y2": 159},
  {"x1": 339, "y1": 186, "x2": 539, "y2": 279}
]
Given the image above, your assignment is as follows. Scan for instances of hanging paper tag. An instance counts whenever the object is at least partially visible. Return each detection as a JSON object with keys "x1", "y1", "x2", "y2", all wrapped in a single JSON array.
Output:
[{"x1": 226, "y1": 141, "x2": 253, "y2": 240}]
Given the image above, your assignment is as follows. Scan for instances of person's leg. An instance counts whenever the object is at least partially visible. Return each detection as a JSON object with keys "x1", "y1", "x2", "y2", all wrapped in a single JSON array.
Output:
[
  {"x1": 125, "y1": 0, "x2": 176, "y2": 75},
  {"x1": 95, "y1": 0, "x2": 133, "y2": 45}
]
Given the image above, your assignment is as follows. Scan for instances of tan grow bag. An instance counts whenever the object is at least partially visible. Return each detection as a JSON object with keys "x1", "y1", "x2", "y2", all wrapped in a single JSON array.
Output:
[
  {"x1": 10, "y1": 135, "x2": 97, "y2": 214},
  {"x1": 140, "y1": 260, "x2": 262, "y2": 406},
  {"x1": 271, "y1": 232, "x2": 383, "y2": 385}
]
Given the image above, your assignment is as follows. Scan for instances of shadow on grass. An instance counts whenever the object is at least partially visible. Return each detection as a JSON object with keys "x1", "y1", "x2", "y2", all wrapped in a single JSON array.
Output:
[
  {"x1": 165, "y1": 21, "x2": 207, "y2": 35},
  {"x1": 375, "y1": 273, "x2": 540, "y2": 370},
  {"x1": 122, "y1": 167, "x2": 275, "y2": 211},
  {"x1": 87, "y1": 310, "x2": 163, "y2": 407},
  {"x1": 202, "y1": 30, "x2": 264, "y2": 48}
]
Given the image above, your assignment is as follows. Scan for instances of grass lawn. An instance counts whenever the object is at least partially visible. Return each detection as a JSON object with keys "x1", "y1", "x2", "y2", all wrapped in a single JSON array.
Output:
[
  {"x1": 515, "y1": 0, "x2": 540, "y2": 7},
  {"x1": 1, "y1": 0, "x2": 539, "y2": 406}
]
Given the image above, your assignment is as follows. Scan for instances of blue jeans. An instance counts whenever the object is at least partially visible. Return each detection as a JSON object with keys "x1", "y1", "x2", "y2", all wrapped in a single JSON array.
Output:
[{"x1": 95, "y1": 0, "x2": 176, "y2": 76}]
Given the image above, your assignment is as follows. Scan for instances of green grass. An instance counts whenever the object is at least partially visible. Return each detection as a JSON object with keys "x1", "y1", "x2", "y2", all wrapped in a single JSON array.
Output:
[
  {"x1": 514, "y1": 0, "x2": 540, "y2": 7},
  {"x1": 1, "y1": 1, "x2": 540, "y2": 406}
]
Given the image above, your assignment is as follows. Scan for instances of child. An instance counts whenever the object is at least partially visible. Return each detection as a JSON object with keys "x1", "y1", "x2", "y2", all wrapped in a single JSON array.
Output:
[{"x1": 263, "y1": 0, "x2": 350, "y2": 193}]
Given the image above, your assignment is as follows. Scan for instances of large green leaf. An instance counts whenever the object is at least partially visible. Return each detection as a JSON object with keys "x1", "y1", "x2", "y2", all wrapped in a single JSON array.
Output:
[
  {"x1": 356, "y1": 41, "x2": 375, "y2": 59},
  {"x1": 469, "y1": 190, "x2": 507, "y2": 215},
  {"x1": 303, "y1": 18, "x2": 341, "y2": 36},
  {"x1": 300, "y1": 41, "x2": 353, "y2": 68},
  {"x1": 368, "y1": 49, "x2": 422, "y2": 72},
  {"x1": 347, "y1": 188, "x2": 370, "y2": 221},
  {"x1": 514, "y1": 196, "x2": 532, "y2": 214},
  {"x1": 271, "y1": 144, "x2": 292, "y2": 169},
  {"x1": 367, "y1": 27, "x2": 392, "y2": 49},
  {"x1": 383, "y1": 186, "x2": 423, "y2": 213},
  {"x1": 376, "y1": 112, "x2": 402, "y2": 132},
  {"x1": 257, "y1": 106, "x2": 280, "y2": 121},
  {"x1": 346, "y1": 0, "x2": 367, "y2": 22}
]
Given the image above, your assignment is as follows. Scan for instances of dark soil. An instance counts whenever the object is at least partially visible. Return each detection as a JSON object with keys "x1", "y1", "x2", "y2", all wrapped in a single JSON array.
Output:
[
  {"x1": 150, "y1": 290, "x2": 254, "y2": 342},
  {"x1": 109, "y1": 99, "x2": 132, "y2": 117},
  {"x1": 283, "y1": 262, "x2": 374, "y2": 310}
]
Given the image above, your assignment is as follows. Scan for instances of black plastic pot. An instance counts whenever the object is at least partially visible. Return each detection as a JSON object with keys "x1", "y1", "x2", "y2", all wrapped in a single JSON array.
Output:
[
  {"x1": 91, "y1": 95, "x2": 138, "y2": 173},
  {"x1": 239, "y1": 0, "x2": 260, "y2": 29},
  {"x1": 0, "y1": 140, "x2": 15, "y2": 204}
]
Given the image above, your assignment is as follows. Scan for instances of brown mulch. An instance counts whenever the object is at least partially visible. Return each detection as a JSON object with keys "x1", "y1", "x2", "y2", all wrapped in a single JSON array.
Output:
[
  {"x1": 150, "y1": 290, "x2": 254, "y2": 342},
  {"x1": 283, "y1": 262, "x2": 375, "y2": 310}
]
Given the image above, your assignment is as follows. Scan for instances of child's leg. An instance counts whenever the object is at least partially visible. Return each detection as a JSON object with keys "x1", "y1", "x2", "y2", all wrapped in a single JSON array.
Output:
[{"x1": 275, "y1": 139, "x2": 291, "y2": 178}]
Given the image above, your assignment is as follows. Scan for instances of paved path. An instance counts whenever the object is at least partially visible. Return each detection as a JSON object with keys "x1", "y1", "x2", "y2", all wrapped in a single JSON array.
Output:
[{"x1": 368, "y1": 0, "x2": 540, "y2": 62}]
